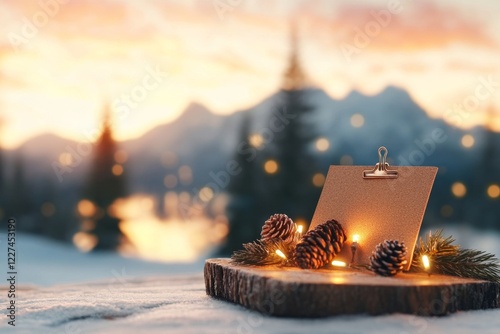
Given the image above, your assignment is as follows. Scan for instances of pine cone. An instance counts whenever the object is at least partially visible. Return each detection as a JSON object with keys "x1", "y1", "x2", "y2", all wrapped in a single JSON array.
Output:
[
  {"x1": 369, "y1": 240, "x2": 408, "y2": 276},
  {"x1": 261, "y1": 214, "x2": 296, "y2": 242},
  {"x1": 294, "y1": 219, "x2": 346, "y2": 269}
]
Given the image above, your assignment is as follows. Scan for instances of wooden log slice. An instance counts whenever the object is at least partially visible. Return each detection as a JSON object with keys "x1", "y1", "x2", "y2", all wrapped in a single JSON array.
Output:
[{"x1": 204, "y1": 258, "x2": 500, "y2": 317}]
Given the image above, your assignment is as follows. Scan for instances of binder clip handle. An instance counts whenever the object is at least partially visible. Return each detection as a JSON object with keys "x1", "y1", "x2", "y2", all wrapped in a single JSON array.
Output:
[{"x1": 363, "y1": 146, "x2": 398, "y2": 179}]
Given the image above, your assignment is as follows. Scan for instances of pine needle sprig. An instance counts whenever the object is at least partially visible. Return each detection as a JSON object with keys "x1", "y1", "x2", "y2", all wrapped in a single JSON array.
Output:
[
  {"x1": 231, "y1": 237, "x2": 299, "y2": 266},
  {"x1": 411, "y1": 229, "x2": 500, "y2": 283}
]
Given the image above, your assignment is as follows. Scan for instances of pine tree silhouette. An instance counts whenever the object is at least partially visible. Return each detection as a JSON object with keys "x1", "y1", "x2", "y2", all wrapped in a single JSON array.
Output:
[
  {"x1": 8, "y1": 154, "x2": 35, "y2": 222},
  {"x1": 220, "y1": 23, "x2": 320, "y2": 253},
  {"x1": 267, "y1": 23, "x2": 319, "y2": 224},
  {"x1": 84, "y1": 104, "x2": 128, "y2": 251},
  {"x1": 218, "y1": 113, "x2": 262, "y2": 254},
  {"x1": 469, "y1": 105, "x2": 500, "y2": 228},
  {"x1": 282, "y1": 24, "x2": 306, "y2": 92}
]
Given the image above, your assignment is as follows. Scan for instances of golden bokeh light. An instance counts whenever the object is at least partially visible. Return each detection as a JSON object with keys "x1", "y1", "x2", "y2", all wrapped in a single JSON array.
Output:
[
  {"x1": 164, "y1": 174, "x2": 178, "y2": 189},
  {"x1": 178, "y1": 165, "x2": 193, "y2": 184},
  {"x1": 77, "y1": 199, "x2": 97, "y2": 217},
  {"x1": 312, "y1": 173, "x2": 325, "y2": 187},
  {"x1": 249, "y1": 134, "x2": 264, "y2": 148},
  {"x1": 315, "y1": 138, "x2": 330, "y2": 152},
  {"x1": 350, "y1": 114, "x2": 365, "y2": 128},
  {"x1": 73, "y1": 232, "x2": 98, "y2": 253},
  {"x1": 451, "y1": 182, "x2": 466, "y2": 198},
  {"x1": 487, "y1": 184, "x2": 500, "y2": 199},
  {"x1": 114, "y1": 150, "x2": 128, "y2": 163},
  {"x1": 264, "y1": 160, "x2": 279, "y2": 174},
  {"x1": 461, "y1": 134, "x2": 475, "y2": 148},
  {"x1": 116, "y1": 195, "x2": 229, "y2": 262},
  {"x1": 199, "y1": 187, "x2": 214, "y2": 202},
  {"x1": 111, "y1": 195, "x2": 155, "y2": 221},
  {"x1": 112, "y1": 164, "x2": 124, "y2": 176}
]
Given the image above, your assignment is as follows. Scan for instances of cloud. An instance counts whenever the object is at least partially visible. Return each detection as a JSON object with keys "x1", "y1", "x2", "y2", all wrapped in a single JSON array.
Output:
[{"x1": 332, "y1": 1, "x2": 495, "y2": 51}]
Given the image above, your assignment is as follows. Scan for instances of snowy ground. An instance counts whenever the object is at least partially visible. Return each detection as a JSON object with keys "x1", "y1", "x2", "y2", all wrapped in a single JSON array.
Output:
[
  {"x1": 0, "y1": 233, "x2": 204, "y2": 286},
  {"x1": 4, "y1": 274, "x2": 500, "y2": 334},
  {"x1": 1, "y1": 228, "x2": 500, "y2": 333}
]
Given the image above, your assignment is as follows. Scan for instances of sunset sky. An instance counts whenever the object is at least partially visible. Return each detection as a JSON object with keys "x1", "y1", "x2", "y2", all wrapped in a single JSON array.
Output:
[{"x1": 0, "y1": 0, "x2": 499, "y2": 149}]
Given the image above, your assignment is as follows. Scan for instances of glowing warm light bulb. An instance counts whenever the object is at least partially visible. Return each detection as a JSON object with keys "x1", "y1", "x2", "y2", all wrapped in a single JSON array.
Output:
[
  {"x1": 297, "y1": 225, "x2": 303, "y2": 234},
  {"x1": 264, "y1": 160, "x2": 279, "y2": 174},
  {"x1": 332, "y1": 260, "x2": 347, "y2": 267},
  {"x1": 422, "y1": 255, "x2": 430, "y2": 270},
  {"x1": 350, "y1": 234, "x2": 360, "y2": 266},
  {"x1": 275, "y1": 249, "x2": 286, "y2": 259}
]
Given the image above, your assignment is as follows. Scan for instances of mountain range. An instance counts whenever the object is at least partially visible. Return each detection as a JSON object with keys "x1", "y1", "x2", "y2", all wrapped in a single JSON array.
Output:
[{"x1": 6, "y1": 85, "x2": 500, "y2": 226}]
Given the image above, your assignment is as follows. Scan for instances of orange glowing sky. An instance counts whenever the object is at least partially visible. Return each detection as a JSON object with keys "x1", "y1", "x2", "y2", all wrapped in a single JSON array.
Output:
[{"x1": 0, "y1": 0, "x2": 499, "y2": 149}]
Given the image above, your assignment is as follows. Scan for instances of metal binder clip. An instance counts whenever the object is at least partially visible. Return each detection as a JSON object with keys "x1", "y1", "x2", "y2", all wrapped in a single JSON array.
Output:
[{"x1": 363, "y1": 146, "x2": 398, "y2": 179}]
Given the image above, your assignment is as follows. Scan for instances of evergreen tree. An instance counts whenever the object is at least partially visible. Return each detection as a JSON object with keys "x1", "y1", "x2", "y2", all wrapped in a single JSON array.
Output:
[
  {"x1": 266, "y1": 24, "x2": 319, "y2": 224},
  {"x1": 220, "y1": 23, "x2": 320, "y2": 254},
  {"x1": 270, "y1": 89, "x2": 318, "y2": 222},
  {"x1": 468, "y1": 105, "x2": 500, "y2": 229},
  {"x1": 0, "y1": 117, "x2": 36, "y2": 227},
  {"x1": 219, "y1": 113, "x2": 262, "y2": 254},
  {"x1": 7, "y1": 154, "x2": 35, "y2": 226},
  {"x1": 10, "y1": 155, "x2": 27, "y2": 215},
  {"x1": 84, "y1": 105, "x2": 128, "y2": 251}
]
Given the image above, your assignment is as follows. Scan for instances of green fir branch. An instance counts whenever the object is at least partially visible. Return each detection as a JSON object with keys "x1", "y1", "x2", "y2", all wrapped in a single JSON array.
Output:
[
  {"x1": 411, "y1": 230, "x2": 500, "y2": 283},
  {"x1": 231, "y1": 237, "x2": 299, "y2": 266}
]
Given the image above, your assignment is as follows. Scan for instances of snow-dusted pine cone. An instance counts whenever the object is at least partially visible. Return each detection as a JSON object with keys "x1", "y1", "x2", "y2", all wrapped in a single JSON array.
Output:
[
  {"x1": 369, "y1": 240, "x2": 408, "y2": 276},
  {"x1": 260, "y1": 214, "x2": 296, "y2": 242},
  {"x1": 294, "y1": 219, "x2": 346, "y2": 269}
]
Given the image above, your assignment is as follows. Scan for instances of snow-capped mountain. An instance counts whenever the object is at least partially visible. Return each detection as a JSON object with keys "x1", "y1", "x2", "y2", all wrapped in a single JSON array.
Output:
[{"x1": 8, "y1": 85, "x2": 499, "y2": 226}]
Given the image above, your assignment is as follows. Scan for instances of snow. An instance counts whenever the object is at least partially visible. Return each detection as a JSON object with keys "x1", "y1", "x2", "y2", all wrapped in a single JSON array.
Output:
[
  {"x1": 1, "y1": 230, "x2": 500, "y2": 333},
  {"x1": 0, "y1": 233, "x2": 204, "y2": 286},
  {"x1": 4, "y1": 275, "x2": 500, "y2": 334}
]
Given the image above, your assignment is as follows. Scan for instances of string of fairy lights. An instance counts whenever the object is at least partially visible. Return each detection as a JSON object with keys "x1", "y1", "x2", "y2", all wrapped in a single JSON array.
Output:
[{"x1": 232, "y1": 216, "x2": 500, "y2": 282}]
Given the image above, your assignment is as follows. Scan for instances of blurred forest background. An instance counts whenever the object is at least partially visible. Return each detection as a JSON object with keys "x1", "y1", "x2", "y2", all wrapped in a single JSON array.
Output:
[{"x1": 0, "y1": 0, "x2": 499, "y2": 261}]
